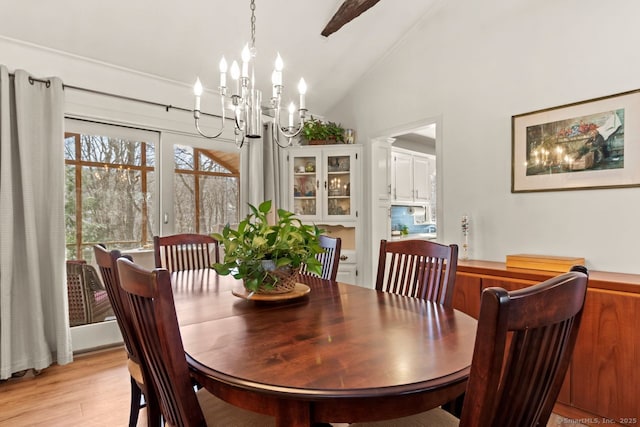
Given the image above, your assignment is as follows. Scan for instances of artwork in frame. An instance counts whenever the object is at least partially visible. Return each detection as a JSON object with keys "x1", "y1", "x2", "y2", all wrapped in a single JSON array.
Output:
[{"x1": 511, "y1": 88, "x2": 640, "y2": 192}]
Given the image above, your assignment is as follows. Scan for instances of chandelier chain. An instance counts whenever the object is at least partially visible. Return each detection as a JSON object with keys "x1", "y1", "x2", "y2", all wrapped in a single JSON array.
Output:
[{"x1": 250, "y1": 0, "x2": 256, "y2": 49}]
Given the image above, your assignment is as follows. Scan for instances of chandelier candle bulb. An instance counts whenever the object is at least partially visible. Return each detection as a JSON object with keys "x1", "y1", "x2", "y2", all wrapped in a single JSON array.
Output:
[
  {"x1": 219, "y1": 57, "x2": 227, "y2": 88},
  {"x1": 298, "y1": 78, "x2": 307, "y2": 110},
  {"x1": 288, "y1": 102, "x2": 295, "y2": 128},
  {"x1": 230, "y1": 61, "x2": 240, "y2": 95},
  {"x1": 241, "y1": 44, "x2": 250, "y2": 78},
  {"x1": 273, "y1": 53, "x2": 283, "y2": 86},
  {"x1": 271, "y1": 71, "x2": 279, "y2": 97},
  {"x1": 193, "y1": 78, "x2": 203, "y2": 111}
]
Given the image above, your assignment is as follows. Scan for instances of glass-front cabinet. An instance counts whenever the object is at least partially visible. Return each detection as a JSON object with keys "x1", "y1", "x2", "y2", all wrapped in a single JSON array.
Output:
[
  {"x1": 285, "y1": 144, "x2": 362, "y2": 286},
  {"x1": 287, "y1": 146, "x2": 359, "y2": 222},
  {"x1": 291, "y1": 153, "x2": 319, "y2": 218}
]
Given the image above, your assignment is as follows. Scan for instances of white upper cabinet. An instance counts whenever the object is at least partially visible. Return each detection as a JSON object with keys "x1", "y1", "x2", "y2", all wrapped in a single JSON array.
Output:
[
  {"x1": 391, "y1": 148, "x2": 435, "y2": 204},
  {"x1": 412, "y1": 155, "x2": 432, "y2": 203},
  {"x1": 392, "y1": 151, "x2": 413, "y2": 202}
]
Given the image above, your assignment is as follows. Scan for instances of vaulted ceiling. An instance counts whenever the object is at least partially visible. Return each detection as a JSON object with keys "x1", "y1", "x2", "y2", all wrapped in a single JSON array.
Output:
[{"x1": 0, "y1": 0, "x2": 442, "y2": 116}]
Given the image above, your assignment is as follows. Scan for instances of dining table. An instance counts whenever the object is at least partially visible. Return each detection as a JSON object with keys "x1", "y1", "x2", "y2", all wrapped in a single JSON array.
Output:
[{"x1": 172, "y1": 269, "x2": 477, "y2": 427}]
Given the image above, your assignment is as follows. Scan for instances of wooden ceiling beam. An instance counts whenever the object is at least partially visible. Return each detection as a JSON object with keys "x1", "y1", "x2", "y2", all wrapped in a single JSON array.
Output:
[{"x1": 321, "y1": 0, "x2": 382, "y2": 37}]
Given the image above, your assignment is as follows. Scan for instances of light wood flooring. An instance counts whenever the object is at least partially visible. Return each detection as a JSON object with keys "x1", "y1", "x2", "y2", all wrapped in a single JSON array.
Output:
[
  {"x1": 0, "y1": 347, "x2": 148, "y2": 427},
  {"x1": 0, "y1": 346, "x2": 590, "y2": 426}
]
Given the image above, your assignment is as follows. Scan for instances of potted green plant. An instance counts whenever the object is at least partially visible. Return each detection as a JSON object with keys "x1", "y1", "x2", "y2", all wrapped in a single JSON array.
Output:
[
  {"x1": 325, "y1": 121, "x2": 345, "y2": 143},
  {"x1": 212, "y1": 200, "x2": 324, "y2": 293},
  {"x1": 301, "y1": 116, "x2": 329, "y2": 144}
]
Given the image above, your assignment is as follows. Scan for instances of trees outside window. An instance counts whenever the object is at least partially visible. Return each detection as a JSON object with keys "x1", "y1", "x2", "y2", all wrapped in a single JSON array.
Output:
[
  {"x1": 64, "y1": 132, "x2": 155, "y2": 261},
  {"x1": 173, "y1": 145, "x2": 239, "y2": 235},
  {"x1": 64, "y1": 127, "x2": 240, "y2": 263}
]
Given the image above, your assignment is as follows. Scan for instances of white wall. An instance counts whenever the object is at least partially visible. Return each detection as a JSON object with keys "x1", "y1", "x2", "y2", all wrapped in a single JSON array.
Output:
[
  {"x1": 329, "y1": 0, "x2": 640, "y2": 275},
  {"x1": 1, "y1": 35, "x2": 237, "y2": 140}
]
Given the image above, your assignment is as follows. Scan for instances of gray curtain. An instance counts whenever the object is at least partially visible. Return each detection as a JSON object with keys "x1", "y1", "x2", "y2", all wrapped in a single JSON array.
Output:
[
  {"x1": 0, "y1": 66, "x2": 71, "y2": 379},
  {"x1": 240, "y1": 122, "x2": 283, "y2": 218}
]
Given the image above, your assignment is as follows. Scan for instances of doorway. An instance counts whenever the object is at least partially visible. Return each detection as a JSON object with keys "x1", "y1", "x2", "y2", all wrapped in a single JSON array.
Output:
[{"x1": 368, "y1": 120, "x2": 440, "y2": 286}]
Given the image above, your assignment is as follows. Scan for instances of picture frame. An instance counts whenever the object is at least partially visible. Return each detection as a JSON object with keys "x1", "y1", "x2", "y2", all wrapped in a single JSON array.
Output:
[{"x1": 511, "y1": 89, "x2": 640, "y2": 192}]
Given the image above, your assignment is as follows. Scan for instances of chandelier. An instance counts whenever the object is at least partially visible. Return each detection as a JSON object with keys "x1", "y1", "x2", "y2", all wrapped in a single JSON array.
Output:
[{"x1": 192, "y1": 0, "x2": 307, "y2": 148}]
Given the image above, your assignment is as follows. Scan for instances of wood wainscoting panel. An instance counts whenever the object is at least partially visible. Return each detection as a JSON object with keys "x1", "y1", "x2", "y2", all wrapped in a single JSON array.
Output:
[
  {"x1": 571, "y1": 288, "x2": 640, "y2": 424},
  {"x1": 453, "y1": 273, "x2": 482, "y2": 319}
]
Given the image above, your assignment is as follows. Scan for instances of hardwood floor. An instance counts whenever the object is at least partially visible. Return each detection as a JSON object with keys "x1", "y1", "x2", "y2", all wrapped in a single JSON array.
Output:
[
  {"x1": 0, "y1": 347, "x2": 147, "y2": 427},
  {"x1": 0, "y1": 346, "x2": 592, "y2": 426}
]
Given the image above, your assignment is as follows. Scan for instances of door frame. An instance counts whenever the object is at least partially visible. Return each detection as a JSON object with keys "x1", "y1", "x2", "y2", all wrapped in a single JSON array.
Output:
[{"x1": 367, "y1": 116, "x2": 443, "y2": 286}]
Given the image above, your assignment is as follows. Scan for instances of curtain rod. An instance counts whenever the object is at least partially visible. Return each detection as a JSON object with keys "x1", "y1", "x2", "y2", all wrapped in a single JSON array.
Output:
[{"x1": 8, "y1": 72, "x2": 224, "y2": 120}]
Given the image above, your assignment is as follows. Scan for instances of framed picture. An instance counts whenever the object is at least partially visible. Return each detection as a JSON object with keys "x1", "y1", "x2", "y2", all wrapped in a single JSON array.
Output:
[{"x1": 511, "y1": 89, "x2": 640, "y2": 192}]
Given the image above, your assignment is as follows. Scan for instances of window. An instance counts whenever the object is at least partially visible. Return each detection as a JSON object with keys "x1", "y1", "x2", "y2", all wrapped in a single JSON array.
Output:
[
  {"x1": 64, "y1": 127, "x2": 157, "y2": 261},
  {"x1": 64, "y1": 121, "x2": 241, "y2": 260},
  {"x1": 63, "y1": 120, "x2": 240, "y2": 331},
  {"x1": 173, "y1": 145, "x2": 239, "y2": 234}
]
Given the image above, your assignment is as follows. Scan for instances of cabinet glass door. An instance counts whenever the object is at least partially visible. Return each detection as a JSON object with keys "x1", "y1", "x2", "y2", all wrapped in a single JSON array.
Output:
[
  {"x1": 326, "y1": 154, "x2": 352, "y2": 218},
  {"x1": 291, "y1": 155, "x2": 319, "y2": 218}
]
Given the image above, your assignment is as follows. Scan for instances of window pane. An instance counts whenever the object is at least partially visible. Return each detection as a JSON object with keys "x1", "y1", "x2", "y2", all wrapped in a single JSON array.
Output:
[
  {"x1": 80, "y1": 166, "x2": 143, "y2": 253},
  {"x1": 174, "y1": 173, "x2": 196, "y2": 233},
  {"x1": 173, "y1": 145, "x2": 239, "y2": 234},
  {"x1": 146, "y1": 170, "x2": 156, "y2": 242},
  {"x1": 80, "y1": 134, "x2": 142, "y2": 166},
  {"x1": 199, "y1": 151, "x2": 231, "y2": 173},
  {"x1": 199, "y1": 175, "x2": 239, "y2": 233},
  {"x1": 65, "y1": 132, "x2": 155, "y2": 261},
  {"x1": 64, "y1": 135, "x2": 77, "y2": 160},
  {"x1": 65, "y1": 165, "x2": 77, "y2": 258},
  {"x1": 175, "y1": 145, "x2": 194, "y2": 170},
  {"x1": 146, "y1": 144, "x2": 155, "y2": 167}
]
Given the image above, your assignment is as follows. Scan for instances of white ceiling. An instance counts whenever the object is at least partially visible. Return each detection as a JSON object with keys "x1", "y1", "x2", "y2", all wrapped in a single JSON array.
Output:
[{"x1": 1, "y1": 0, "x2": 442, "y2": 116}]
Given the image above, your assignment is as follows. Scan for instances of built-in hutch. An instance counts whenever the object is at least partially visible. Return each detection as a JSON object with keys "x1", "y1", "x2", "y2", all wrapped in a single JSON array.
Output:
[{"x1": 283, "y1": 145, "x2": 362, "y2": 285}]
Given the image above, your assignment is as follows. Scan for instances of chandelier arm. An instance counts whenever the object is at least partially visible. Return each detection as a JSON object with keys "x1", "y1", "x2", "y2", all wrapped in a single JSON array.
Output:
[
  {"x1": 193, "y1": 92, "x2": 227, "y2": 139},
  {"x1": 234, "y1": 128, "x2": 246, "y2": 148},
  {"x1": 271, "y1": 123, "x2": 294, "y2": 148},
  {"x1": 194, "y1": 116, "x2": 225, "y2": 139},
  {"x1": 272, "y1": 104, "x2": 306, "y2": 139},
  {"x1": 234, "y1": 107, "x2": 246, "y2": 134}
]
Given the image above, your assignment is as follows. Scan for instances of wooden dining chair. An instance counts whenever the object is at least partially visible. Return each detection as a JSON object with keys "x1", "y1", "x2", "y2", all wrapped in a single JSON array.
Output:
[
  {"x1": 93, "y1": 244, "x2": 161, "y2": 427},
  {"x1": 153, "y1": 233, "x2": 220, "y2": 273},
  {"x1": 352, "y1": 265, "x2": 589, "y2": 427},
  {"x1": 300, "y1": 235, "x2": 342, "y2": 281},
  {"x1": 375, "y1": 239, "x2": 458, "y2": 307},
  {"x1": 116, "y1": 257, "x2": 275, "y2": 427}
]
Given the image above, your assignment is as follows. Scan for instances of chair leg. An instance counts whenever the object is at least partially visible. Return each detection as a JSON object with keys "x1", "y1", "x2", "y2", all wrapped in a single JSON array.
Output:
[
  {"x1": 129, "y1": 377, "x2": 142, "y2": 427},
  {"x1": 145, "y1": 392, "x2": 163, "y2": 427}
]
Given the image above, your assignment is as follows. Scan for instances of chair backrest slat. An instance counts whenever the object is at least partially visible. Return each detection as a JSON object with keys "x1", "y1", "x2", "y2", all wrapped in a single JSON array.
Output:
[
  {"x1": 375, "y1": 239, "x2": 458, "y2": 307},
  {"x1": 300, "y1": 235, "x2": 342, "y2": 281},
  {"x1": 459, "y1": 265, "x2": 588, "y2": 427},
  {"x1": 154, "y1": 234, "x2": 220, "y2": 273}
]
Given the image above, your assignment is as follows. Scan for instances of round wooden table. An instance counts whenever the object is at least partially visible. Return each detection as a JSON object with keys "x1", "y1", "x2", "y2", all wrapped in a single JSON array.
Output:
[{"x1": 173, "y1": 270, "x2": 477, "y2": 427}]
